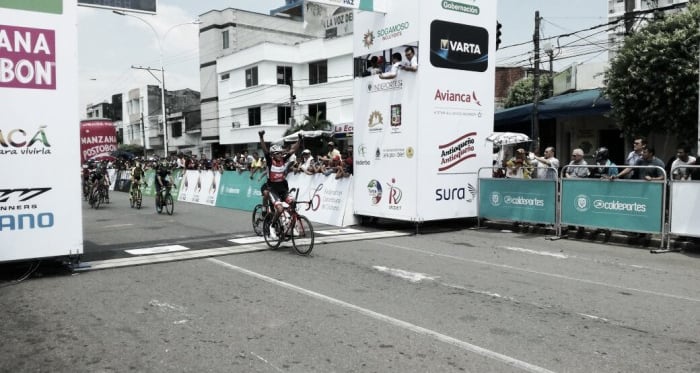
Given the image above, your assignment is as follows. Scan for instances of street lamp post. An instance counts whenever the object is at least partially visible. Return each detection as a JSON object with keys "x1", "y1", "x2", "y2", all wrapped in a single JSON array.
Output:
[{"x1": 113, "y1": 10, "x2": 199, "y2": 157}]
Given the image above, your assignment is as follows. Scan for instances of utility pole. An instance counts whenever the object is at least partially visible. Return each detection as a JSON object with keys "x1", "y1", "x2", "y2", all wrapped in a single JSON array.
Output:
[
  {"x1": 289, "y1": 79, "x2": 295, "y2": 126},
  {"x1": 532, "y1": 11, "x2": 541, "y2": 152}
]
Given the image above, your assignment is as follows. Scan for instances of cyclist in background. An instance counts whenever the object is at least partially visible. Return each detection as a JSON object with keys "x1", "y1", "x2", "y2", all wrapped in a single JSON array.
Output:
[
  {"x1": 155, "y1": 160, "x2": 173, "y2": 206},
  {"x1": 258, "y1": 130, "x2": 302, "y2": 224},
  {"x1": 129, "y1": 160, "x2": 145, "y2": 200},
  {"x1": 89, "y1": 162, "x2": 110, "y2": 203}
]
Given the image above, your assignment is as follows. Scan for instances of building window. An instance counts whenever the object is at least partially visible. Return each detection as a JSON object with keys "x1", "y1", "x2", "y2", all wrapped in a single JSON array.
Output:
[
  {"x1": 309, "y1": 60, "x2": 327, "y2": 85},
  {"x1": 308, "y1": 102, "x2": 326, "y2": 121},
  {"x1": 248, "y1": 107, "x2": 261, "y2": 126},
  {"x1": 220, "y1": 73, "x2": 230, "y2": 81},
  {"x1": 222, "y1": 30, "x2": 230, "y2": 49},
  {"x1": 171, "y1": 121, "x2": 182, "y2": 137},
  {"x1": 277, "y1": 106, "x2": 291, "y2": 125},
  {"x1": 245, "y1": 66, "x2": 258, "y2": 87},
  {"x1": 277, "y1": 66, "x2": 292, "y2": 85}
]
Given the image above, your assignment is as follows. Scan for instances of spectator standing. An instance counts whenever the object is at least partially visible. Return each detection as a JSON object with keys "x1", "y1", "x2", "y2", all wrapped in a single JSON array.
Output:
[
  {"x1": 325, "y1": 141, "x2": 341, "y2": 162},
  {"x1": 249, "y1": 152, "x2": 264, "y2": 179},
  {"x1": 533, "y1": 146, "x2": 560, "y2": 179},
  {"x1": 401, "y1": 46, "x2": 418, "y2": 72},
  {"x1": 622, "y1": 137, "x2": 647, "y2": 179},
  {"x1": 565, "y1": 148, "x2": 590, "y2": 178},
  {"x1": 670, "y1": 143, "x2": 696, "y2": 180},
  {"x1": 591, "y1": 147, "x2": 619, "y2": 179},
  {"x1": 505, "y1": 148, "x2": 533, "y2": 179},
  {"x1": 378, "y1": 52, "x2": 403, "y2": 80}
]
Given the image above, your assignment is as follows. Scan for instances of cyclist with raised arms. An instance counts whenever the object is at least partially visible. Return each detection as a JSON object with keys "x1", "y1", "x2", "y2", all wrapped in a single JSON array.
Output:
[{"x1": 258, "y1": 130, "x2": 302, "y2": 225}]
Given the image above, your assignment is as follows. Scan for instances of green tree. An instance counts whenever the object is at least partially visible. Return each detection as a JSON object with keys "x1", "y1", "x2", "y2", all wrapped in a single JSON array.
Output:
[
  {"x1": 605, "y1": 2, "x2": 700, "y2": 141},
  {"x1": 504, "y1": 74, "x2": 553, "y2": 108}
]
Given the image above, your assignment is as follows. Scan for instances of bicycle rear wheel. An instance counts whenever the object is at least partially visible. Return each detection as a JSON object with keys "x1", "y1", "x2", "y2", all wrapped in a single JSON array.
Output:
[
  {"x1": 262, "y1": 214, "x2": 283, "y2": 249},
  {"x1": 165, "y1": 194, "x2": 174, "y2": 215},
  {"x1": 252, "y1": 204, "x2": 265, "y2": 236},
  {"x1": 291, "y1": 215, "x2": 314, "y2": 256},
  {"x1": 93, "y1": 189, "x2": 102, "y2": 209}
]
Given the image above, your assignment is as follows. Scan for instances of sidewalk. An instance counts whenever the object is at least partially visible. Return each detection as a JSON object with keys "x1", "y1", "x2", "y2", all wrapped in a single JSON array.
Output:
[{"x1": 480, "y1": 220, "x2": 700, "y2": 253}]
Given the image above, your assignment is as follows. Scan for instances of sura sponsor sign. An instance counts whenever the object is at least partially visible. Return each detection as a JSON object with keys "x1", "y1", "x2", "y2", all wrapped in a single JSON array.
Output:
[{"x1": 0, "y1": 24, "x2": 57, "y2": 90}]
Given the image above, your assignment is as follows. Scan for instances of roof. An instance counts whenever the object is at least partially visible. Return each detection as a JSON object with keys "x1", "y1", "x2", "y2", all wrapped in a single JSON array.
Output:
[{"x1": 495, "y1": 89, "x2": 610, "y2": 126}]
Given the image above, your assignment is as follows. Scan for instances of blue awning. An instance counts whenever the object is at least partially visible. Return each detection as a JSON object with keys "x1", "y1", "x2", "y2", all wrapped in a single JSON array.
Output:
[{"x1": 495, "y1": 89, "x2": 610, "y2": 126}]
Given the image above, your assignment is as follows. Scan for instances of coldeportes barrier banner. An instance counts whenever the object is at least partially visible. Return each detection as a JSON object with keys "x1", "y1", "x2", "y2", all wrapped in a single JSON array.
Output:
[
  {"x1": 669, "y1": 182, "x2": 700, "y2": 237},
  {"x1": 1, "y1": 1, "x2": 83, "y2": 262},
  {"x1": 478, "y1": 179, "x2": 556, "y2": 224},
  {"x1": 215, "y1": 171, "x2": 264, "y2": 211},
  {"x1": 561, "y1": 179, "x2": 663, "y2": 233}
]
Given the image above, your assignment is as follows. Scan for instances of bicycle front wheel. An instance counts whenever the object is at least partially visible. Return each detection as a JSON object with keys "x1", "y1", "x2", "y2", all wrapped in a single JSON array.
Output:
[
  {"x1": 165, "y1": 194, "x2": 174, "y2": 215},
  {"x1": 262, "y1": 214, "x2": 283, "y2": 249},
  {"x1": 93, "y1": 190, "x2": 102, "y2": 209},
  {"x1": 252, "y1": 204, "x2": 265, "y2": 236},
  {"x1": 155, "y1": 195, "x2": 163, "y2": 214},
  {"x1": 291, "y1": 215, "x2": 314, "y2": 256}
]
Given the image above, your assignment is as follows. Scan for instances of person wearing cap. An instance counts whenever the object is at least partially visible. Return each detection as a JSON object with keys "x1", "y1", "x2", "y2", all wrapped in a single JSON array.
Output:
[
  {"x1": 565, "y1": 148, "x2": 590, "y2": 178},
  {"x1": 325, "y1": 141, "x2": 341, "y2": 163},
  {"x1": 299, "y1": 149, "x2": 315, "y2": 175},
  {"x1": 505, "y1": 148, "x2": 533, "y2": 179}
]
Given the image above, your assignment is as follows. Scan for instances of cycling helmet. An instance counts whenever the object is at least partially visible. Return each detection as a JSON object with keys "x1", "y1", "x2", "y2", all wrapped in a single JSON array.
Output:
[
  {"x1": 595, "y1": 147, "x2": 609, "y2": 163},
  {"x1": 270, "y1": 144, "x2": 284, "y2": 154}
]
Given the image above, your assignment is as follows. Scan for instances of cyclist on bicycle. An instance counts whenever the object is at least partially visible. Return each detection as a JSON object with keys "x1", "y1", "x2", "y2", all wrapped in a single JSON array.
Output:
[
  {"x1": 155, "y1": 160, "x2": 172, "y2": 205},
  {"x1": 129, "y1": 160, "x2": 144, "y2": 199},
  {"x1": 258, "y1": 130, "x2": 302, "y2": 225},
  {"x1": 89, "y1": 162, "x2": 110, "y2": 203}
]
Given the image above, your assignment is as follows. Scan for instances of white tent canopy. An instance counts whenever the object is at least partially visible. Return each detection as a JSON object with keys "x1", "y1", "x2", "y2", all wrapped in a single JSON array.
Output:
[{"x1": 274, "y1": 130, "x2": 334, "y2": 144}]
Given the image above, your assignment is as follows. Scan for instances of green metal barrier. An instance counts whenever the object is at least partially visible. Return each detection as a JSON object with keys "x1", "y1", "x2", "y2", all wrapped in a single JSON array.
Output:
[
  {"x1": 215, "y1": 171, "x2": 265, "y2": 212},
  {"x1": 478, "y1": 172, "x2": 557, "y2": 225},
  {"x1": 140, "y1": 169, "x2": 180, "y2": 197}
]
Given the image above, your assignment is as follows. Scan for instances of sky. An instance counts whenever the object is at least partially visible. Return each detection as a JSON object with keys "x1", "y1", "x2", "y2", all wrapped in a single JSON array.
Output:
[{"x1": 78, "y1": 0, "x2": 609, "y2": 111}]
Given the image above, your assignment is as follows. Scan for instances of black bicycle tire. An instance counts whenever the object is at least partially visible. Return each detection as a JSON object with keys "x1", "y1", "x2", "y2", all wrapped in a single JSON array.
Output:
[
  {"x1": 165, "y1": 194, "x2": 174, "y2": 215},
  {"x1": 291, "y1": 215, "x2": 314, "y2": 256},
  {"x1": 262, "y1": 214, "x2": 283, "y2": 249},
  {"x1": 252, "y1": 204, "x2": 264, "y2": 236},
  {"x1": 155, "y1": 194, "x2": 163, "y2": 214},
  {"x1": 93, "y1": 189, "x2": 102, "y2": 209},
  {"x1": 135, "y1": 189, "x2": 142, "y2": 209}
]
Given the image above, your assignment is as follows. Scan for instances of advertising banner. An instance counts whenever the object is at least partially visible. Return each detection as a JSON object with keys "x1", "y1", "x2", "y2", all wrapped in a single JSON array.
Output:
[
  {"x1": 669, "y1": 182, "x2": 700, "y2": 237},
  {"x1": 352, "y1": 0, "x2": 496, "y2": 221},
  {"x1": 80, "y1": 119, "x2": 117, "y2": 163},
  {"x1": 288, "y1": 173, "x2": 355, "y2": 227},
  {"x1": 177, "y1": 170, "x2": 220, "y2": 206},
  {"x1": 215, "y1": 171, "x2": 264, "y2": 212},
  {"x1": 561, "y1": 179, "x2": 664, "y2": 233},
  {"x1": 1, "y1": 1, "x2": 83, "y2": 261},
  {"x1": 478, "y1": 179, "x2": 556, "y2": 224}
]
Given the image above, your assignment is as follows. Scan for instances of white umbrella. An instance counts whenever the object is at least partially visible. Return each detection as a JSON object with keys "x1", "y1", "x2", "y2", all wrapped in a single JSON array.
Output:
[
  {"x1": 275, "y1": 130, "x2": 334, "y2": 143},
  {"x1": 485, "y1": 132, "x2": 531, "y2": 146}
]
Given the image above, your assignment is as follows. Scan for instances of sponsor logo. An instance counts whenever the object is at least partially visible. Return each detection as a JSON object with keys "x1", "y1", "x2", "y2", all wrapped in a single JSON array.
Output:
[
  {"x1": 368, "y1": 110, "x2": 384, "y2": 132},
  {"x1": 378, "y1": 147, "x2": 411, "y2": 160},
  {"x1": 355, "y1": 144, "x2": 370, "y2": 166},
  {"x1": 367, "y1": 180, "x2": 382, "y2": 205},
  {"x1": 0, "y1": 1, "x2": 62, "y2": 14},
  {"x1": 435, "y1": 183, "x2": 476, "y2": 203},
  {"x1": 406, "y1": 147, "x2": 414, "y2": 159},
  {"x1": 376, "y1": 22, "x2": 410, "y2": 41},
  {"x1": 0, "y1": 187, "x2": 53, "y2": 231},
  {"x1": 0, "y1": 126, "x2": 52, "y2": 155},
  {"x1": 387, "y1": 178, "x2": 403, "y2": 210},
  {"x1": 576, "y1": 194, "x2": 648, "y2": 213},
  {"x1": 504, "y1": 195, "x2": 545, "y2": 207},
  {"x1": 490, "y1": 191, "x2": 501, "y2": 206},
  {"x1": 362, "y1": 30, "x2": 374, "y2": 48},
  {"x1": 442, "y1": 0, "x2": 479, "y2": 15},
  {"x1": 438, "y1": 132, "x2": 477, "y2": 172},
  {"x1": 434, "y1": 89, "x2": 481, "y2": 106},
  {"x1": 367, "y1": 79, "x2": 403, "y2": 93},
  {"x1": 430, "y1": 20, "x2": 488, "y2": 72},
  {"x1": 390, "y1": 104, "x2": 402, "y2": 132},
  {"x1": 375, "y1": 147, "x2": 382, "y2": 160},
  {"x1": 0, "y1": 25, "x2": 57, "y2": 89}
]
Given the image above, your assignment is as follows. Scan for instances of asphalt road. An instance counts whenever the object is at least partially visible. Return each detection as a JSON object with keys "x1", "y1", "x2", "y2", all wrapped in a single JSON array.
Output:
[{"x1": 1, "y1": 191, "x2": 699, "y2": 372}]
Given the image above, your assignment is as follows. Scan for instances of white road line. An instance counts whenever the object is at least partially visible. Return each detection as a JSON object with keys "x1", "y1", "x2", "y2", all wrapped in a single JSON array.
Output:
[
  {"x1": 499, "y1": 246, "x2": 568, "y2": 259},
  {"x1": 102, "y1": 224, "x2": 134, "y2": 229},
  {"x1": 373, "y1": 266, "x2": 438, "y2": 283},
  {"x1": 125, "y1": 245, "x2": 190, "y2": 255},
  {"x1": 208, "y1": 258, "x2": 556, "y2": 373},
  {"x1": 377, "y1": 242, "x2": 700, "y2": 303}
]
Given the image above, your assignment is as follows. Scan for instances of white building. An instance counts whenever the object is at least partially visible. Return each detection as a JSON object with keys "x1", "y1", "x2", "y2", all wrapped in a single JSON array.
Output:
[
  {"x1": 216, "y1": 35, "x2": 354, "y2": 151},
  {"x1": 198, "y1": 8, "x2": 320, "y2": 155},
  {"x1": 122, "y1": 85, "x2": 162, "y2": 151}
]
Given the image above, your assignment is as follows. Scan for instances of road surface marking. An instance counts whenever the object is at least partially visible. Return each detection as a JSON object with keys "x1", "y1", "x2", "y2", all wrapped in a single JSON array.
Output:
[
  {"x1": 377, "y1": 242, "x2": 700, "y2": 303},
  {"x1": 229, "y1": 236, "x2": 265, "y2": 244},
  {"x1": 102, "y1": 223, "x2": 134, "y2": 229},
  {"x1": 499, "y1": 246, "x2": 568, "y2": 259},
  {"x1": 208, "y1": 258, "x2": 556, "y2": 373},
  {"x1": 373, "y1": 266, "x2": 438, "y2": 283},
  {"x1": 316, "y1": 228, "x2": 364, "y2": 235},
  {"x1": 125, "y1": 245, "x2": 190, "y2": 255}
]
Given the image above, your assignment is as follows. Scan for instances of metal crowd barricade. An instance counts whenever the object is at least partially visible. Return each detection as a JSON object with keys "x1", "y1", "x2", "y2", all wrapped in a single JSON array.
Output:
[
  {"x1": 477, "y1": 166, "x2": 558, "y2": 232},
  {"x1": 559, "y1": 165, "x2": 667, "y2": 251},
  {"x1": 666, "y1": 164, "x2": 700, "y2": 250}
]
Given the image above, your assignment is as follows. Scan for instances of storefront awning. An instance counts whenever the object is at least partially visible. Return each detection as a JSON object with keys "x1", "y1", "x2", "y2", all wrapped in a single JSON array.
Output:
[{"x1": 495, "y1": 88, "x2": 610, "y2": 126}]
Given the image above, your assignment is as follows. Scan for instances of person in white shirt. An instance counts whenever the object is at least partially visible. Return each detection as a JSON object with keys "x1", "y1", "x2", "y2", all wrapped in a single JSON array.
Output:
[
  {"x1": 379, "y1": 52, "x2": 402, "y2": 80},
  {"x1": 534, "y1": 146, "x2": 560, "y2": 179},
  {"x1": 671, "y1": 143, "x2": 696, "y2": 180},
  {"x1": 401, "y1": 46, "x2": 418, "y2": 72}
]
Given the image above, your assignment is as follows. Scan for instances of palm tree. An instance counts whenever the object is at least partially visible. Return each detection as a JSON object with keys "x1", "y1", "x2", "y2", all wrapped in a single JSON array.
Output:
[{"x1": 283, "y1": 111, "x2": 333, "y2": 136}]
